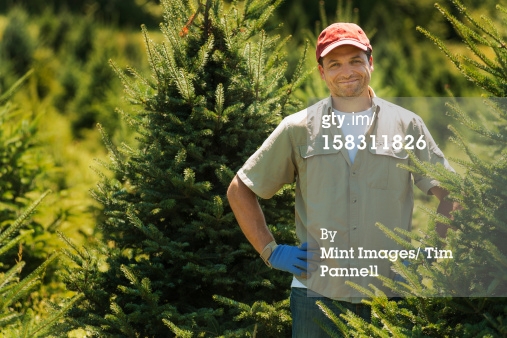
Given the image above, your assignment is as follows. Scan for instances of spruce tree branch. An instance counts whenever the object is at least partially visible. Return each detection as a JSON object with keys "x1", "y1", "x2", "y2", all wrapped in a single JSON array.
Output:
[
  {"x1": 142, "y1": 25, "x2": 163, "y2": 86},
  {"x1": 458, "y1": 31, "x2": 502, "y2": 78},
  {"x1": 163, "y1": 318, "x2": 193, "y2": 338},
  {"x1": 253, "y1": 0, "x2": 283, "y2": 32},
  {"x1": 416, "y1": 27, "x2": 462, "y2": 73},
  {"x1": 446, "y1": 103, "x2": 507, "y2": 143},
  {"x1": 458, "y1": 64, "x2": 502, "y2": 96},
  {"x1": 57, "y1": 231, "x2": 91, "y2": 266},
  {"x1": 279, "y1": 40, "x2": 311, "y2": 115},
  {"x1": 0, "y1": 312, "x2": 22, "y2": 328},
  {"x1": 485, "y1": 98, "x2": 507, "y2": 120},
  {"x1": 0, "y1": 69, "x2": 33, "y2": 105},
  {"x1": 0, "y1": 230, "x2": 33, "y2": 258},
  {"x1": 2, "y1": 252, "x2": 59, "y2": 311},
  {"x1": 0, "y1": 261, "x2": 25, "y2": 294},
  {"x1": 436, "y1": 3, "x2": 489, "y2": 46},
  {"x1": 20, "y1": 308, "x2": 33, "y2": 338},
  {"x1": 497, "y1": 4, "x2": 507, "y2": 21},
  {"x1": 319, "y1": 1, "x2": 328, "y2": 29},
  {"x1": 460, "y1": 55, "x2": 503, "y2": 80},
  {"x1": 97, "y1": 123, "x2": 126, "y2": 174},
  {"x1": 0, "y1": 190, "x2": 50, "y2": 246},
  {"x1": 425, "y1": 5, "x2": 504, "y2": 96},
  {"x1": 375, "y1": 223, "x2": 414, "y2": 251},
  {"x1": 107, "y1": 302, "x2": 137, "y2": 337},
  {"x1": 315, "y1": 301, "x2": 348, "y2": 337},
  {"x1": 254, "y1": 31, "x2": 266, "y2": 102},
  {"x1": 29, "y1": 294, "x2": 85, "y2": 337},
  {"x1": 450, "y1": 0, "x2": 505, "y2": 49},
  {"x1": 480, "y1": 14, "x2": 506, "y2": 49},
  {"x1": 491, "y1": 48, "x2": 507, "y2": 82},
  {"x1": 203, "y1": 0, "x2": 212, "y2": 37}
]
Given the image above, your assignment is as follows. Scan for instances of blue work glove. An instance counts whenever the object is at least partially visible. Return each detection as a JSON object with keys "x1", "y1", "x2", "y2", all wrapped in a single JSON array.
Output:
[{"x1": 268, "y1": 242, "x2": 319, "y2": 278}]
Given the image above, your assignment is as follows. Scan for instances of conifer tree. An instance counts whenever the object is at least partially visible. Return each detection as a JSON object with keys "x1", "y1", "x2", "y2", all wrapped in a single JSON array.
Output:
[
  {"x1": 0, "y1": 73, "x2": 38, "y2": 219},
  {"x1": 319, "y1": 0, "x2": 507, "y2": 336},
  {"x1": 0, "y1": 8, "x2": 34, "y2": 78},
  {"x1": 0, "y1": 71, "x2": 63, "y2": 284},
  {"x1": 64, "y1": 0, "x2": 308, "y2": 336},
  {"x1": 0, "y1": 192, "x2": 82, "y2": 338},
  {"x1": 0, "y1": 76, "x2": 82, "y2": 337}
]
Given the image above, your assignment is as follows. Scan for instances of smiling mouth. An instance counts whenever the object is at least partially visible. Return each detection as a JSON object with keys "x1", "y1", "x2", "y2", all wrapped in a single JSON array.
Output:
[{"x1": 338, "y1": 79, "x2": 359, "y2": 84}]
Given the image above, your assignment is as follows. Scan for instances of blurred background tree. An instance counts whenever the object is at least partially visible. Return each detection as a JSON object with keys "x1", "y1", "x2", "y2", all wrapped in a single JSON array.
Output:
[
  {"x1": 0, "y1": 74, "x2": 84, "y2": 337},
  {"x1": 0, "y1": 0, "x2": 162, "y2": 29}
]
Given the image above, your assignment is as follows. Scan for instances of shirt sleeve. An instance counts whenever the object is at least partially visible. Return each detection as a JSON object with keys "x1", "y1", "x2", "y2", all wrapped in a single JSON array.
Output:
[
  {"x1": 412, "y1": 117, "x2": 455, "y2": 195},
  {"x1": 237, "y1": 118, "x2": 296, "y2": 199}
]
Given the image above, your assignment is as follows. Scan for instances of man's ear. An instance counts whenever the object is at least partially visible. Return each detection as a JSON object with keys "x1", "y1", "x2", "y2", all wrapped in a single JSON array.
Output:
[
  {"x1": 369, "y1": 55, "x2": 374, "y2": 72},
  {"x1": 318, "y1": 64, "x2": 325, "y2": 80}
]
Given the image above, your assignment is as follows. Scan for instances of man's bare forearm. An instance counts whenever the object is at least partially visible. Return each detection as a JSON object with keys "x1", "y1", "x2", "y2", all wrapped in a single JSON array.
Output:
[{"x1": 227, "y1": 175, "x2": 275, "y2": 253}]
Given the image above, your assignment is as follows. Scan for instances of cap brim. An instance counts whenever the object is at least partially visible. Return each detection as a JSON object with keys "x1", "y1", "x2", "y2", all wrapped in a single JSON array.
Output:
[{"x1": 320, "y1": 40, "x2": 368, "y2": 58}]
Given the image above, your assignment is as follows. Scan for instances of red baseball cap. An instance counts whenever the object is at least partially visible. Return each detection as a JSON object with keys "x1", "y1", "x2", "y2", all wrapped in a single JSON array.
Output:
[{"x1": 316, "y1": 23, "x2": 372, "y2": 62}]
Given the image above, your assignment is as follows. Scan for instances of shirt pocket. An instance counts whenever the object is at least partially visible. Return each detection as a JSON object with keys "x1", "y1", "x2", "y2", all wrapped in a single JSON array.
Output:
[
  {"x1": 366, "y1": 147, "x2": 409, "y2": 190},
  {"x1": 298, "y1": 142, "x2": 347, "y2": 195}
]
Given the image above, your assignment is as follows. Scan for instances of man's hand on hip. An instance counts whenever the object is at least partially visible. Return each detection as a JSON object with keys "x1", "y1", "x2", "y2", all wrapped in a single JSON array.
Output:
[{"x1": 268, "y1": 242, "x2": 320, "y2": 278}]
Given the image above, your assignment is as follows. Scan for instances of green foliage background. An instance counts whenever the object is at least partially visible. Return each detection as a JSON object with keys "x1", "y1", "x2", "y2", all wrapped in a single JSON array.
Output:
[{"x1": 0, "y1": 0, "x2": 502, "y2": 336}]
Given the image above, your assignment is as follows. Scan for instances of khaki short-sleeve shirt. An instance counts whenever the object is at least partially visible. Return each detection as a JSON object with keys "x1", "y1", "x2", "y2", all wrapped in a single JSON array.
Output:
[{"x1": 237, "y1": 96, "x2": 454, "y2": 301}]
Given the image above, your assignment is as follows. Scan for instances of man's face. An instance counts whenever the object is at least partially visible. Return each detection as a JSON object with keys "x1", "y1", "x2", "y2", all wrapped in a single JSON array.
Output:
[{"x1": 318, "y1": 45, "x2": 373, "y2": 99}]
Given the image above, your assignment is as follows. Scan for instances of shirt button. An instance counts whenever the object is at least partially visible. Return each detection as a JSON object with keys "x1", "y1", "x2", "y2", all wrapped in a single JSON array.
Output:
[
  {"x1": 353, "y1": 199, "x2": 357, "y2": 203},
  {"x1": 352, "y1": 171, "x2": 356, "y2": 175},
  {"x1": 353, "y1": 226, "x2": 357, "y2": 230}
]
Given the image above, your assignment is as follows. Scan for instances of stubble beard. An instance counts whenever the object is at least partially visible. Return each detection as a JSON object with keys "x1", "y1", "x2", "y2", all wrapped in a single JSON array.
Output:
[{"x1": 333, "y1": 77, "x2": 367, "y2": 98}]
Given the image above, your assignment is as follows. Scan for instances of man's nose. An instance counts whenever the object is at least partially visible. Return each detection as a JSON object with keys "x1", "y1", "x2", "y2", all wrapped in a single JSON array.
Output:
[{"x1": 339, "y1": 64, "x2": 355, "y2": 78}]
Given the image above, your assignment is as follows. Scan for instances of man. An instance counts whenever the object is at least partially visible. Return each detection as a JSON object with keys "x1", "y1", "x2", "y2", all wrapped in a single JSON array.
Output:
[{"x1": 227, "y1": 22, "x2": 458, "y2": 337}]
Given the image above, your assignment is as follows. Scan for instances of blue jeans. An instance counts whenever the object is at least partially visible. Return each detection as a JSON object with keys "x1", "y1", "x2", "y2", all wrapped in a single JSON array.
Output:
[{"x1": 290, "y1": 287, "x2": 371, "y2": 338}]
